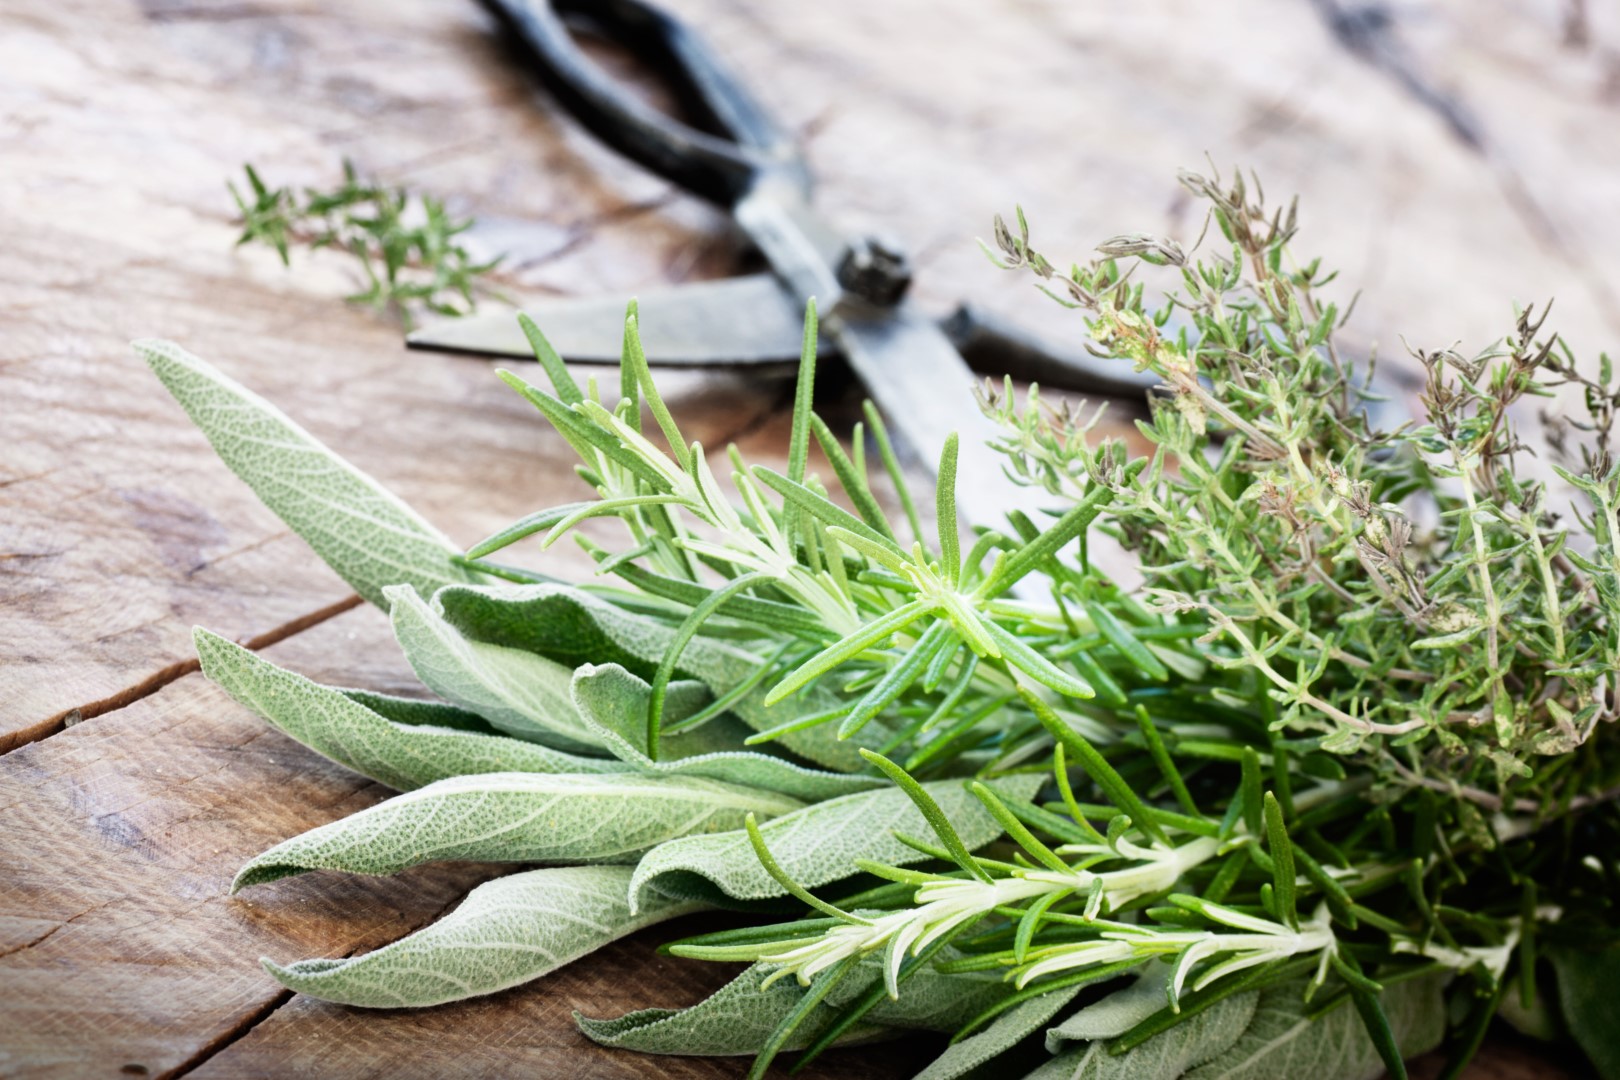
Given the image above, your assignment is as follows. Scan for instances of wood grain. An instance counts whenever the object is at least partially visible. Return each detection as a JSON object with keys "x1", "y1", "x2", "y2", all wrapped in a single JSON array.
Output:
[
  {"x1": 0, "y1": 602, "x2": 931, "y2": 1080},
  {"x1": 2, "y1": 0, "x2": 1611, "y2": 1075},
  {"x1": 0, "y1": 0, "x2": 788, "y2": 750},
  {"x1": 0, "y1": 607, "x2": 499, "y2": 1078}
]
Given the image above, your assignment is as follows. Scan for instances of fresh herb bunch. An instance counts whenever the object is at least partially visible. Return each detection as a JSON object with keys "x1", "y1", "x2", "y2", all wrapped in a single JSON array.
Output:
[
  {"x1": 229, "y1": 161, "x2": 503, "y2": 327},
  {"x1": 141, "y1": 170, "x2": 1620, "y2": 1080},
  {"x1": 980, "y1": 169, "x2": 1620, "y2": 774}
]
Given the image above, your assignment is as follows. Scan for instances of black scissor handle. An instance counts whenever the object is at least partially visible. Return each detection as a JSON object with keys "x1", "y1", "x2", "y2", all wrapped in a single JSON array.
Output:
[{"x1": 480, "y1": 0, "x2": 809, "y2": 206}]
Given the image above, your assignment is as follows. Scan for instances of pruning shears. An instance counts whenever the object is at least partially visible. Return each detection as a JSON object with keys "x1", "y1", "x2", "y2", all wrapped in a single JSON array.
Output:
[{"x1": 408, "y1": 0, "x2": 1155, "y2": 533}]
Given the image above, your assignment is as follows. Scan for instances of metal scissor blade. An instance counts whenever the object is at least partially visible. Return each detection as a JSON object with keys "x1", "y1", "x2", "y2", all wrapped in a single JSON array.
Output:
[
  {"x1": 411, "y1": 282, "x2": 1161, "y2": 399},
  {"x1": 405, "y1": 274, "x2": 813, "y2": 370},
  {"x1": 828, "y1": 302, "x2": 1051, "y2": 533}
]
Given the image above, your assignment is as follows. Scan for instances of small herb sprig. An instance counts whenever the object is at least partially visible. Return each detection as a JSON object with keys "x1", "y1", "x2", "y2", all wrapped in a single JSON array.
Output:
[{"x1": 229, "y1": 161, "x2": 503, "y2": 328}]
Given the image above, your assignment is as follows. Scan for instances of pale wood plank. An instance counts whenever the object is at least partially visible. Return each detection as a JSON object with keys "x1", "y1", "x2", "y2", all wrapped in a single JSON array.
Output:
[
  {"x1": 2, "y1": 0, "x2": 1604, "y2": 1076},
  {"x1": 0, "y1": 606, "x2": 507, "y2": 1078},
  {"x1": 187, "y1": 924, "x2": 929, "y2": 1080},
  {"x1": 0, "y1": 0, "x2": 780, "y2": 748}
]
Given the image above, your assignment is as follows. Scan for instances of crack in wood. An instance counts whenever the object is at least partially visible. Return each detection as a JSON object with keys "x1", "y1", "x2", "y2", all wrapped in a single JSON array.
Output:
[
  {"x1": 0, "y1": 593, "x2": 365, "y2": 757},
  {"x1": 155, "y1": 878, "x2": 500, "y2": 1080},
  {"x1": 1304, "y1": 0, "x2": 1620, "y2": 338},
  {"x1": 159, "y1": 988, "x2": 295, "y2": 1080},
  {"x1": 0, "y1": 922, "x2": 64, "y2": 960},
  {"x1": 141, "y1": 2, "x2": 284, "y2": 24},
  {"x1": 1307, "y1": 0, "x2": 1485, "y2": 148},
  {"x1": 0, "y1": 467, "x2": 63, "y2": 490}
]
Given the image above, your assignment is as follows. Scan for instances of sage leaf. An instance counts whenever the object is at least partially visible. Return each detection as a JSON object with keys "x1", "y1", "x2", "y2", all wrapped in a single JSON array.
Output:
[
  {"x1": 830, "y1": 957, "x2": 1014, "y2": 1033},
  {"x1": 387, "y1": 585, "x2": 611, "y2": 754},
  {"x1": 627, "y1": 774, "x2": 1041, "y2": 911},
  {"x1": 338, "y1": 689, "x2": 498, "y2": 734},
  {"x1": 195, "y1": 628, "x2": 630, "y2": 790},
  {"x1": 262, "y1": 866, "x2": 708, "y2": 1007},
  {"x1": 1027, "y1": 989, "x2": 1257, "y2": 1080},
  {"x1": 432, "y1": 583, "x2": 866, "y2": 770},
  {"x1": 571, "y1": 663, "x2": 884, "y2": 801},
  {"x1": 233, "y1": 772, "x2": 804, "y2": 890},
  {"x1": 577, "y1": 958, "x2": 1006, "y2": 1056},
  {"x1": 138, "y1": 340, "x2": 479, "y2": 606},
  {"x1": 915, "y1": 984, "x2": 1085, "y2": 1080},
  {"x1": 1045, "y1": 967, "x2": 1171, "y2": 1052},
  {"x1": 577, "y1": 961, "x2": 892, "y2": 1056},
  {"x1": 1183, "y1": 976, "x2": 1445, "y2": 1080},
  {"x1": 1552, "y1": 945, "x2": 1620, "y2": 1079}
]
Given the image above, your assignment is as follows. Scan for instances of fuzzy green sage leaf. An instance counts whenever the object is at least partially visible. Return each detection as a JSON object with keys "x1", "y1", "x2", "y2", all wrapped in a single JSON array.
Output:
[
  {"x1": 234, "y1": 772, "x2": 804, "y2": 890},
  {"x1": 263, "y1": 866, "x2": 708, "y2": 1007},
  {"x1": 138, "y1": 340, "x2": 479, "y2": 605},
  {"x1": 195, "y1": 628, "x2": 627, "y2": 790},
  {"x1": 627, "y1": 774, "x2": 1041, "y2": 911}
]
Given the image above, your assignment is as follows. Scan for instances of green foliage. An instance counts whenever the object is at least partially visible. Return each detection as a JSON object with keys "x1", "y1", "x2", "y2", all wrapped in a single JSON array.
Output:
[
  {"x1": 916, "y1": 982, "x2": 1086, "y2": 1080},
  {"x1": 979, "y1": 168, "x2": 1620, "y2": 778},
  {"x1": 1028, "y1": 988, "x2": 1258, "y2": 1080},
  {"x1": 1552, "y1": 944, "x2": 1620, "y2": 1079},
  {"x1": 146, "y1": 167, "x2": 1620, "y2": 1078},
  {"x1": 229, "y1": 161, "x2": 503, "y2": 328},
  {"x1": 386, "y1": 583, "x2": 611, "y2": 753},
  {"x1": 195, "y1": 627, "x2": 626, "y2": 789},
  {"x1": 1183, "y1": 975, "x2": 1446, "y2": 1080},
  {"x1": 262, "y1": 866, "x2": 707, "y2": 1007},
  {"x1": 626, "y1": 774, "x2": 1039, "y2": 911},
  {"x1": 575, "y1": 956, "x2": 1006, "y2": 1056},
  {"x1": 231, "y1": 771, "x2": 803, "y2": 890},
  {"x1": 138, "y1": 338, "x2": 481, "y2": 606}
]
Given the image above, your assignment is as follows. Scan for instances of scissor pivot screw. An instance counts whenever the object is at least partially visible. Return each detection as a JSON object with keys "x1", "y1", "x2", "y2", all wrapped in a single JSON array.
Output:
[{"x1": 837, "y1": 236, "x2": 911, "y2": 308}]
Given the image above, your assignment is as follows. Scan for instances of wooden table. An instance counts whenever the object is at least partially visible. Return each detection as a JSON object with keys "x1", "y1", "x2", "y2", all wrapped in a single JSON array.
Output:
[{"x1": 2, "y1": 0, "x2": 1611, "y2": 1075}]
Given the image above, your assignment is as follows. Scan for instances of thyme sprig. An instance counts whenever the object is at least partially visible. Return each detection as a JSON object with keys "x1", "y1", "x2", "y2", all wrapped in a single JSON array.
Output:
[
  {"x1": 229, "y1": 161, "x2": 504, "y2": 328},
  {"x1": 981, "y1": 167, "x2": 1620, "y2": 780}
]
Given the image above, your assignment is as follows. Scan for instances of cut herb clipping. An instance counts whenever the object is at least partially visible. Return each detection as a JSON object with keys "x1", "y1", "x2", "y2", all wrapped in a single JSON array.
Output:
[
  {"x1": 230, "y1": 161, "x2": 504, "y2": 328},
  {"x1": 147, "y1": 169, "x2": 1620, "y2": 1079}
]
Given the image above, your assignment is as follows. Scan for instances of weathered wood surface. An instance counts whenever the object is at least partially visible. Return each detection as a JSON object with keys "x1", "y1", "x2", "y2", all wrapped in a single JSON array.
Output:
[
  {"x1": 2, "y1": 0, "x2": 1614, "y2": 1075},
  {"x1": 0, "y1": 609, "x2": 498, "y2": 1077},
  {"x1": 0, "y1": 0, "x2": 784, "y2": 751},
  {"x1": 0, "y1": 606, "x2": 905, "y2": 1078}
]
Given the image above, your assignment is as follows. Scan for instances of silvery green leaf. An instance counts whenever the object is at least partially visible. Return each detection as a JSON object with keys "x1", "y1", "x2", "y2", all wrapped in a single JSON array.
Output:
[
  {"x1": 914, "y1": 983, "x2": 1085, "y2": 1080},
  {"x1": 138, "y1": 340, "x2": 479, "y2": 606},
  {"x1": 387, "y1": 585, "x2": 609, "y2": 754},
  {"x1": 1045, "y1": 966, "x2": 1171, "y2": 1052},
  {"x1": 835, "y1": 956, "x2": 1013, "y2": 1033},
  {"x1": 232, "y1": 772, "x2": 804, "y2": 891},
  {"x1": 577, "y1": 962, "x2": 890, "y2": 1056},
  {"x1": 339, "y1": 688, "x2": 499, "y2": 734},
  {"x1": 262, "y1": 866, "x2": 708, "y2": 1007},
  {"x1": 195, "y1": 628, "x2": 630, "y2": 790},
  {"x1": 627, "y1": 774, "x2": 1042, "y2": 911},
  {"x1": 1184, "y1": 976, "x2": 1446, "y2": 1080},
  {"x1": 1026, "y1": 989, "x2": 1257, "y2": 1080},
  {"x1": 577, "y1": 958, "x2": 1003, "y2": 1056},
  {"x1": 432, "y1": 583, "x2": 865, "y2": 770},
  {"x1": 571, "y1": 663, "x2": 883, "y2": 801},
  {"x1": 1551, "y1": 946, "x2": 1620, "y2": 1079}
]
